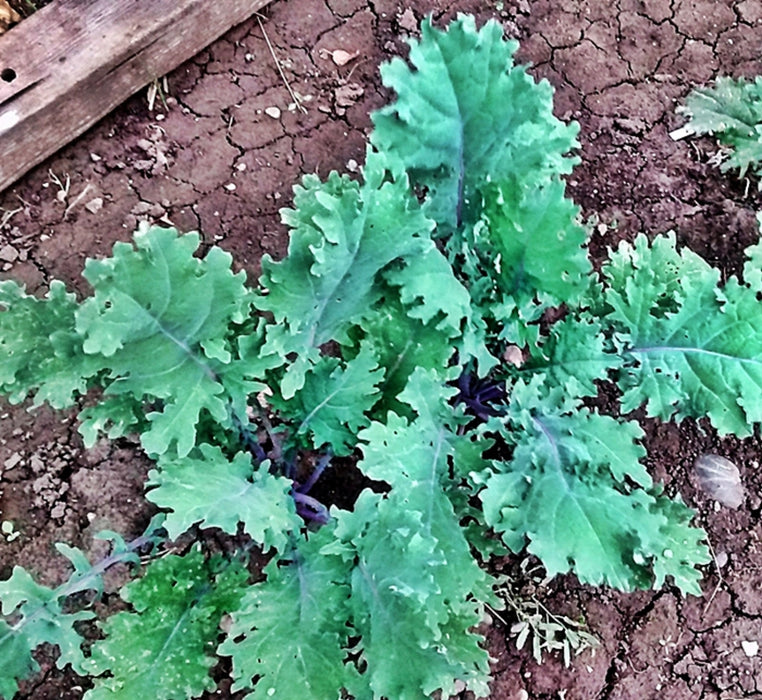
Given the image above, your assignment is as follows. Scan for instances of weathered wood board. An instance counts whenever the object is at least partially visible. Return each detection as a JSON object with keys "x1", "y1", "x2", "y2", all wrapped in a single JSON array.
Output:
[{"x1": 0, "y1": 0, "x2": 273, "y2": 193}]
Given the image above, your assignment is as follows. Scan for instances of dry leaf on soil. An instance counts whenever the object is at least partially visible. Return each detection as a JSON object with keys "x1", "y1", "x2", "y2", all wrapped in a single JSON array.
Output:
[{"x1": 318, "y1": 48, "x2": 360, "y2": 66}]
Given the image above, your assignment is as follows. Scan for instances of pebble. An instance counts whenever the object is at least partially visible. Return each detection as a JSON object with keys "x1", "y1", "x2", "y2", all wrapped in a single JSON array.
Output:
[
  {"x1": 3, "y1": 452, "x2": 21, "y2": 470},
  {"x1": 0, "y1": 244, "x2": 18, "y2": 263},
  {"x1": 264, "y1": 106, "x2": 281, "y2": 119},
  {"x1": 335, "y1": 83, "x2": 364, "y2": 108},
  {"x1": 85, "y1": 197, "x2": 104, "y2": 214},
  {"x1": 742, "y1": 640, "x2": 759, "y2": 657}
]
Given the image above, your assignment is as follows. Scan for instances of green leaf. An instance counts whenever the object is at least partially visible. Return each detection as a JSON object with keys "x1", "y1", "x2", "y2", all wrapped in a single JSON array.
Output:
[
  {"x1": 680, "y1": 75, "x2": 762, "y2": 182},
  {"x1": 84, "y1": 550, "x2": 246, "y2": 700},
  {"x1": 270, "y1": 344, "x2": 385, "y2": 455},
  {"x1": 78, "y1": 395, "x2": 146, "y2": 448},
  {"x1": 0, "y1": 619, "x2": 39, "y2": 700},
  {"x1": 382, "y1": 243, "x2": 472, "y2": 337},
  {"x1": 338, "y1": 490, "x2": 493, "y2": 700},
  {"x1": 480, "y1": 379, "x2": 709, "y2": 593},
  {"x1": 354, "y1": 296, "x2": 454, "y2": 416},
  {"x1": 347, "y1": 371, "x2": 495, "y2": 698},
  {"x1": 146, "y1": 444, "x2": 300, "y2": 550},
  {"x1": 0, "y1": 567, "x2": 92, "y2": 696},
  {"x1": 604, "y1": 233, "x2": 762, "y2": 435},
  {"x1": 0, "y1": 280, "x2": 96, "y2": 408},
  {"x1": 481, "y1": 178, "x2": 589, "y2": 300},
  {"x1": 75, "y1": 226, "x2": 252, "y2": 457},
  {"x1": 524, "y1": 315, "x2": 621, "y2": 398},
  {"x1": 372, "y1": 15, "x2": 578, "y2": 230},
  {"x1": 219, "y1": 529, "x2": 354, "y2": 700},
  {"x1": 257, "y1": 152, "x2": 433, "y2": 396}
]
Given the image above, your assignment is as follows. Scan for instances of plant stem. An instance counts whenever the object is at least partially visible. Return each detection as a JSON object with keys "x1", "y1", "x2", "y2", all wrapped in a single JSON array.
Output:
[{"x1": 295, "y1": 451, "x2": 332, "y2": 494}]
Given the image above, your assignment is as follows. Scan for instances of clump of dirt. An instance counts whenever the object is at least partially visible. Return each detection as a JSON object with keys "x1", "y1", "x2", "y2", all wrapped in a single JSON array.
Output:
[{"x1": 2, "y1": 1, "x2": 762, "y2": 698}]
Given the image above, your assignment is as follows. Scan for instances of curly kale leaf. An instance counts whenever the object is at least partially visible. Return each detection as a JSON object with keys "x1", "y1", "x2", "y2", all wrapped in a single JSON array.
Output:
[
  {"x1": 257, "y1": 152, "x2": 433, "y2": 396},
  {"x1": 372, "y1": 15, "x2": 579, "y2": 231},
  {"x1": 523, "y1": 315, "x2": 621, "y2": 398},
  {"x1": 337, "y1": 491, "x2": 492, "y2": 699},
  {"x1": 75, "y1": 226, "x2": 255, "y2": 457},
  {"x1": 269, "y1": 344, "x2": 385, "y2": 456},
  {"x1": 0, "y1": 280, "x2": 98, "y2": 409},
  {"x1": 340, "y1": 369, "x2": 495, "y2": 699},
  {"x1": 480, "y1": 378, "x2": 709, "y2": 594},
  {"x1": 220, "y1": 528, "x2": 355, "y2": 700},
  {"x1": 84, "y1": 549, "x2": 246, "y2": 700},
  {"x1": 352, "y1": 296, "x2": 455, "y2": 417},
  {"x1": 146, "y1": 444, "x2": 301, "y2": 550},
  {"x1": 0, "y1": 567, "x2": 93, "y2": 698},
  {"x1": 478, "y1": 177, "x2": 590, "y2": 305},
  {"x1": 603, "y1": 232, "x2": 762, "y2": 436}
]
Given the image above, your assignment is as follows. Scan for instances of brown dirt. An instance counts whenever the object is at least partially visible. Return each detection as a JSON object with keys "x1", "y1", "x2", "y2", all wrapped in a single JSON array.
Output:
[{"x1": 2, "y1": 0, "x2": 762, "y2": 698}]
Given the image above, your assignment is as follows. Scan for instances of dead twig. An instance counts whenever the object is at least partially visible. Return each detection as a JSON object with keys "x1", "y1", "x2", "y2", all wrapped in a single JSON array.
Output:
[
  {"x1": 702, "y1": 535, "x2": 725, "y2": 616},
  {"x1": 64, "y1": 182, "x2": 94, "y2": 220},
  {"x1": 256, "y1": 14, "x2": 307, "y2": 114},
  {"x1": 0, "y1": 206, "x2": 22, "y2": 227}
]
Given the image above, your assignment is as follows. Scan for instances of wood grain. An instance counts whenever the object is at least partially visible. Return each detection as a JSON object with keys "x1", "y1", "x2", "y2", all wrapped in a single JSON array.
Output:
[{"x1": 0, "y1": 0, "x2": 273, "y2": 193}]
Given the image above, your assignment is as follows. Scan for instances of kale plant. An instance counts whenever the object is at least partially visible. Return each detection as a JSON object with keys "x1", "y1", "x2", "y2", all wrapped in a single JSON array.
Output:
[
  {"x1": 2, "y1": 14, "x2": 747, "y2": 699},
  {"x1": 679, "y1": 74, "x2": 762, "y2": 186}
]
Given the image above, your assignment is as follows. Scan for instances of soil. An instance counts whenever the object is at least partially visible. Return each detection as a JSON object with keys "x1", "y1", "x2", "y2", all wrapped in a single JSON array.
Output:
[{"x1": 1, "y1": 0, "x2": 762, "y2": 698}]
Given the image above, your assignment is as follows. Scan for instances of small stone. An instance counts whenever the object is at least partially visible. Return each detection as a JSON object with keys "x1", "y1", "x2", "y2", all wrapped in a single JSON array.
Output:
[
  {"x1": 694, "y1": 454, "x2": 745, "y2": 509},
  {"x1": 742, "y1": 640, "x2": 759, "y2": 657},
  {"x1": 503, "y1": 345, "x2": 524, "y2": 367},
  {"x1": 264, "y1": 106, "x2": 281, "y2": 119},
  {"x1": 245, "y1": 53, "x2": 254, "y2": 62},
  {"x1": 85, "y1": 197, "x2": 104, "y2": 214},
  {"x1": 131, "y1": 201, "x2": 152, "y2": 216},
  {"x1": 335, "y1": 83, "x2": 364, "y2": 108},
  {"x1": 50, "y1": 503, "x2": 66, "y2": 520},
  {"x1": 346, "y1": 159, "x2": 358, "y2": 172},
  {"x1": 29, "y1": 455, "x2": 44, "y2": 473},
  {"x1": 3, "y1": 452, "x2": 21, "y2": 470},
  {"x1": 0, "y1": 244, "x2": 18, "y2": 262},
  {"x1": 398, "y1": 7, "x2": 418, "y2": 32},
  {"x1": 224, "y1": 183, "x2": 237, "y2": 192},
  {"x1": 90, "y1": 153, "x2": 102, "y2": 162}
]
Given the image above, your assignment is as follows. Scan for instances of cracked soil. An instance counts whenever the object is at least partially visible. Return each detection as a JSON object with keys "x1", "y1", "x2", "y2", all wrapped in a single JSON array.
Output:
[{"x1": 2, "y1": 0, "x2": 762, "y2": 698}]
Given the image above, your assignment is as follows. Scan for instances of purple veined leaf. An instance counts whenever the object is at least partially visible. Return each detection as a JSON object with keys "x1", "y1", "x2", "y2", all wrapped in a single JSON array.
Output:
[{"x1": 693, "y1": 454, "x2": 745, "y2": 509}]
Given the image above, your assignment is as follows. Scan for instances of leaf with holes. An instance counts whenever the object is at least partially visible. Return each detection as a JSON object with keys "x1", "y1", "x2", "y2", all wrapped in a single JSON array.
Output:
[
  {"x1": 603, "y1": 232, "x2": 762, "y2": 436},
  {"x1": 83, "y1": 549, "x2": 246, "y2": 700}
]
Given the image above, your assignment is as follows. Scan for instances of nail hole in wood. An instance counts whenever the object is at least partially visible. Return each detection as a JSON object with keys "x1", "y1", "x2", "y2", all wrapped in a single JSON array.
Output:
[{"x1": 1, "y1": 69, "x2": 16, "y2": 83}]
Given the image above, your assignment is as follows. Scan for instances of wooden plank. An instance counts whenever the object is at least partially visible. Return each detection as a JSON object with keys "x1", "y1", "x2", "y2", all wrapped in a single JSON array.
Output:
[{"x1": 0, "y1": 0, "x2": 273, "y2": 193}]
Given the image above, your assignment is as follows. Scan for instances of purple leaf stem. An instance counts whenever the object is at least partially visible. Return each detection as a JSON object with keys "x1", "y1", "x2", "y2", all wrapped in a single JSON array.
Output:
[
  {"x1": 292, "y1": 491, "x2": 330, "y2": 525},
  {"x1": 295, "y1": 451, "x2": 333, "y2": 494}
]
